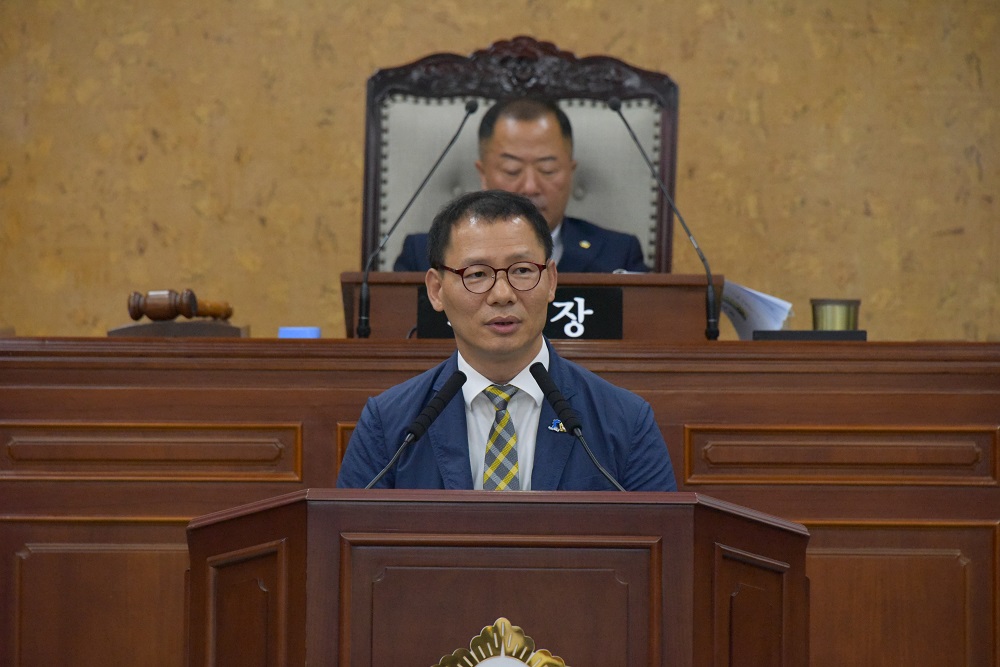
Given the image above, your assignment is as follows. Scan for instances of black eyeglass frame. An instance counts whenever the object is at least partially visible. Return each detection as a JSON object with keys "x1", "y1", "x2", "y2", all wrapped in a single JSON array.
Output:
[{"x1": 437, "y1": 261, "x2": 549, "y2": 294}]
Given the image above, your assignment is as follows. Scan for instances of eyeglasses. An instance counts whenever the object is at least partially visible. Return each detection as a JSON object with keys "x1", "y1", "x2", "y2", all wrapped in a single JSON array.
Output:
[{"x1": 438, "y1": 261, "x2": 548, "y2": 294}]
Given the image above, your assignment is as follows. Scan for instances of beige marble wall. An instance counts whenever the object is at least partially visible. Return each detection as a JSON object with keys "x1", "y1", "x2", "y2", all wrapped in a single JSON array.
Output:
[{"x1": 1, "y1": 0, "x2": 997, "y2": 340}]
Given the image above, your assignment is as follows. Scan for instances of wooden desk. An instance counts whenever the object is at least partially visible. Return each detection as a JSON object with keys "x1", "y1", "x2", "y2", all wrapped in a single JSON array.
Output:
[
  {"x1": 1, "y1": 337, "x2": 998, "y2": 666},
  {"x1": 188, "y1": 490, "x2": 809, "y2": 666},
  {"x1": 340, "y1": 271, "x2": 724, "y2": 341}
]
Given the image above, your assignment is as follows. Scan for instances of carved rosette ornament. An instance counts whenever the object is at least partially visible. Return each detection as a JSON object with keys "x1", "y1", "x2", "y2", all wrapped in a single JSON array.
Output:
[
  {"x1": 371, "y1": 36, "x2": 677, "y2": 105},
  {"x1": 434, "y1": 617, "x2": 567, "y2": 667}
]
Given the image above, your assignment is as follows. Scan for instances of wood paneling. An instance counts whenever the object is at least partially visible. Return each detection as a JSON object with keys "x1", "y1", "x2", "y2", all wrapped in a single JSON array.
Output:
[
  {"x1": 4, "y1": 520, "x2": 187, "y2": 667},
  {"x1": 1, "y1": 337, "x2": 998, "y2": 666},
  {"x1": 207, "y1": 538, "x2": 287, "y2": 667},
  {"x1": 686, "y1": 425, "x2": 997, "y2": 485},
  {"x1": 1, "y1": 422, "x2": 301, "y2": 481},
  {"x1": 806, "y1": 521, "x2": 998, "y2": 667}
]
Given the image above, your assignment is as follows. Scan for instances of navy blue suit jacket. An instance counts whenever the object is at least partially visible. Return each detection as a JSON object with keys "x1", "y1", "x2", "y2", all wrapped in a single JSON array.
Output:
[
  {"x1": 336, "y1": 342, "x2": 677, "y2": 491},
  {"x1": 392, "y1": 216, "x2": 649, "y2": 273}
]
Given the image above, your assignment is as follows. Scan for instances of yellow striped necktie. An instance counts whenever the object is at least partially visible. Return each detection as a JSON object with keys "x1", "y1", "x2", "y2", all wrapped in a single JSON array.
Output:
[{"x1": 483, "y1": 384, "x2": 519, "y2": 491}]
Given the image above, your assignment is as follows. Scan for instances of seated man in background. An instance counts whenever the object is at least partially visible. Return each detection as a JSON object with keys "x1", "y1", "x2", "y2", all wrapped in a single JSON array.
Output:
[
  {"x1": 393, "y1": 97, "x2": 650, "y2": 273},
  {"x1": 340, "y1": 190, "x2": 676, "y2": 491}
]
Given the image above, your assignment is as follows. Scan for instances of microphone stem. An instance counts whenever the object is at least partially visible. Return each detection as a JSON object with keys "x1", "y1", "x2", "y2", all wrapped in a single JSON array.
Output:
[
  {"x1": 356, "y1": 281, "x2": 371, "y2": 338},
  {"x1": 357, "y1": 107, "x2": 477, "y2": 338},
  {"x1": 365, "y1": 433, "x2": 414, "y2": 489},
  {"x1": 613, "y1": 108, "x2": 720, "y2": 340},
  {"x1": 574, "y1": 429, "x2": 626, "y2": 492},
  {"x1": 378, "y1": 111, "x2": 475, "y2": 258}
]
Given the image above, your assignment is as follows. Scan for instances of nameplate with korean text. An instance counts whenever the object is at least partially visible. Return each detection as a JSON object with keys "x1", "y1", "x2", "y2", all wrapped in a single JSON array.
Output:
[{"x1": 417, "y1": 286, "x2": 623, "y2": 340}]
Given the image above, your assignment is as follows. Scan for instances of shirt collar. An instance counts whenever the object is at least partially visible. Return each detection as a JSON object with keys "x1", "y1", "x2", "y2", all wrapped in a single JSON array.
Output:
[
  {"x1": 457, "y1": 344, "x2": 549, "y2": 408},
  {"x1": 549, "y1": 222, "x2": 563, "y2": 266}
]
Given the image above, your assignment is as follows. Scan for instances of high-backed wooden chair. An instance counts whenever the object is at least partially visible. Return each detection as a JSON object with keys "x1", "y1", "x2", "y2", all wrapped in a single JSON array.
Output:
[{"x1": 361, "y1": 36, "x2": 680, "y2": 272}]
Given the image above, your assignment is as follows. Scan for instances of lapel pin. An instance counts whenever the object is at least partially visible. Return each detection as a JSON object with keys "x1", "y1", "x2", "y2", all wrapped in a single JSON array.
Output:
[
  {"x1": 548, "y1": 419, "x2": 567, "y2": 433},
  {"x1": 579, "y1": 240, "x2": 592, "y2": 249}
]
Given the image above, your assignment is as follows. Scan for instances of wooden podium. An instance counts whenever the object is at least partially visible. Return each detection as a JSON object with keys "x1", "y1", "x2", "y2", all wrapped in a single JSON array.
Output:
[
  {"x1": 340, "y1": 272, "x2": 724, "y2": 342},
  {"x1": 187, "y1": 489, "x2": 809, "y2": 667}
]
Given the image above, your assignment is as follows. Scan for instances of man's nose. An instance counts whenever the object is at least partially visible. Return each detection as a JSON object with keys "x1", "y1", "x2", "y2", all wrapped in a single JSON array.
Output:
[
  {"x1": 486, "y1": 270, "x2": 517, "y2": 302},
  {"x1": 518, "y1": 168, "x2": 541, "y2": 196}
]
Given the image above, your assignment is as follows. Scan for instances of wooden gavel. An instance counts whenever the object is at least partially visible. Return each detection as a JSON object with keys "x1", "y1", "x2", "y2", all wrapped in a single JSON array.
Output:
[{"x1": 128, "y1": 289, "x2": 233, "y2": 322}]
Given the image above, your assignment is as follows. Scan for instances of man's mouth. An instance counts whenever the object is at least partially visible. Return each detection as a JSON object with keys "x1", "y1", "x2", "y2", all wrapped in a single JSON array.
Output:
[{"x1": 487, "y1": 317, "x2": 519, "y2": 334}]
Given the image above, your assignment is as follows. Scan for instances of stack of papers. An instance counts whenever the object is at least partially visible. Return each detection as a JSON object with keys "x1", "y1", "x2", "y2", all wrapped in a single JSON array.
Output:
[{"x1": 721, "y1": 280, "x2": 793, "y2": 340}]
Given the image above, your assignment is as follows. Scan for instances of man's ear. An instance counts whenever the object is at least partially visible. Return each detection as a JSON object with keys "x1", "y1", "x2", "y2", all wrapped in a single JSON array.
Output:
[
  {"x1": 425, "y1": 268, "x2": 446, "y2": 312},
  {"x1": 475, "y1": 159, "x2": 488, "y2": 189}
]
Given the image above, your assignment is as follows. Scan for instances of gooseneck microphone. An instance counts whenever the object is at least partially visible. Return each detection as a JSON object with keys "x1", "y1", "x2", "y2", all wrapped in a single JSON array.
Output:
[
  {"x1": 529, "y1": 363, "x2": 626, "y2": 492},
  {"x1": 607, "y1": 97, "x2": 720, "y2": 341},
  {"x1": 365, "y1": 370, "x2": 467, "y2": 489},
  {"x1": 357, "y1": 99, "x2": 480, "y2": 338}
]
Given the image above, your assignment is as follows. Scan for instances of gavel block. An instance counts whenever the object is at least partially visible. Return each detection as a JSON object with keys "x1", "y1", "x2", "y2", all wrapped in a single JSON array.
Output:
[{"x1": 128, "y1": 289, "x2": 233, "y2": 321}]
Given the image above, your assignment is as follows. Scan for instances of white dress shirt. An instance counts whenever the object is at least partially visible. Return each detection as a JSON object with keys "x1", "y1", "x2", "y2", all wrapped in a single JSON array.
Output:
[
  {"x1": 458, "y1": 344, "x2": 548, "y2": 490},
  {"x1": 549, "y1": 222, "x2": 563, "y2": 267}
]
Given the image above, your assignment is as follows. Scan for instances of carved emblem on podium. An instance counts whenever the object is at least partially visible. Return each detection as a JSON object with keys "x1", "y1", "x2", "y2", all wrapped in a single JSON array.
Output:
[{"x1": 434, "y1": 617, "x2": 567, "y2": 667}]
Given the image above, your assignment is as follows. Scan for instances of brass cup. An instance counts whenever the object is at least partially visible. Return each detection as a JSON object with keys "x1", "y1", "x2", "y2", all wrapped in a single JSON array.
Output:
[{"x1": 811, "y1": 298, "x2": 861, "y2": 331}]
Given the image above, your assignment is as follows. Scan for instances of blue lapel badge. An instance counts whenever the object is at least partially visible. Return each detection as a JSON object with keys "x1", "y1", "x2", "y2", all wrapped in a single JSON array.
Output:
[{"x1": 548, "y1": 419, "x2": 567, "y2": 433}]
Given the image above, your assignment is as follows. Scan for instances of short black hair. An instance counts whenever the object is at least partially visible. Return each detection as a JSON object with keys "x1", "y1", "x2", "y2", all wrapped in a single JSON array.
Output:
[
  {"x1": 427, "y1": 190, "x2": 553, "y2": 269},
  {"x1": 478, "y1": 97, "x2": 573, "y2": 153}
]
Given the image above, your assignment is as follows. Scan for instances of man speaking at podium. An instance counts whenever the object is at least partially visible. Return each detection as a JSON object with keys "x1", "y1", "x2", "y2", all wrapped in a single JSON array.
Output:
[
  {"x1": 338, "y1": 190, "x2": 676, "y2": 491},
  {"x1": 393, "y1": 97, "x2": 650, "y2": 274}
]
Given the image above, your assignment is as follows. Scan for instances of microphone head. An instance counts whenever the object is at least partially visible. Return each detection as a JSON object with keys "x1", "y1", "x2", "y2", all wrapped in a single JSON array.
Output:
[
  {"x1": 529, "y1": 362, "x2": 551, "y2": 387},
  {"x1": 607, "y1": 97, "x2": 622, "y2": 112},
  {"x1": 465, "y1": 99, "x2": 479, "y2": 113},
  {"x1": 406, "y1": 370, "x2": 467, "y2": 441},
  {"x1": 556, "y1": 405, "x2": 583, "y2": 433}
]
